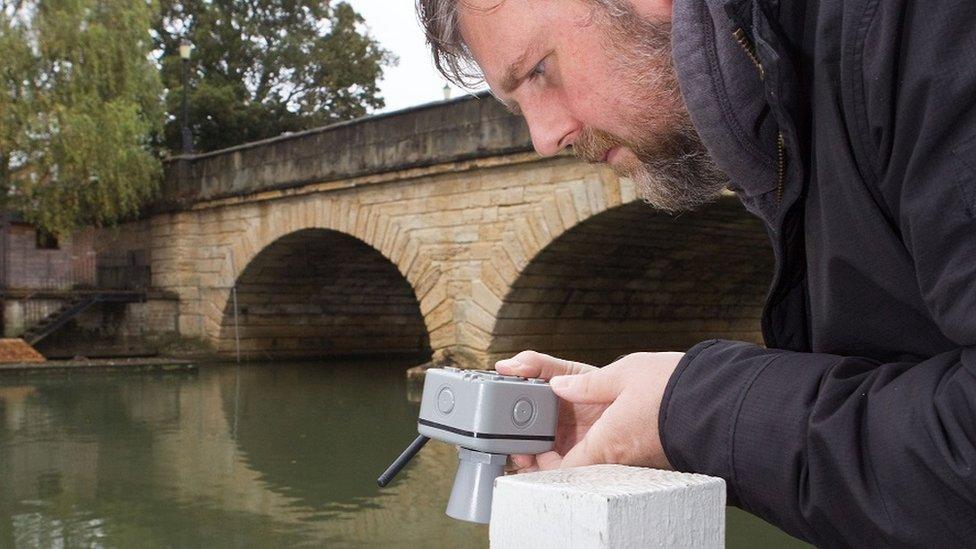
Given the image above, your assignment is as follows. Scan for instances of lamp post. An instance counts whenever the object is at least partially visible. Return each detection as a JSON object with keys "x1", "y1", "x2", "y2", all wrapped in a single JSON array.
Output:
[{"x1": 179, "y1": 39, "x2": 193, "y2": 154}]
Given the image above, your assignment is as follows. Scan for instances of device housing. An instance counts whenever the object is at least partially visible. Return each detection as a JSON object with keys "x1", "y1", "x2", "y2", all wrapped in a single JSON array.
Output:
[{"x1": 417, "y1": 367, "x2": 557, "y2": 455}]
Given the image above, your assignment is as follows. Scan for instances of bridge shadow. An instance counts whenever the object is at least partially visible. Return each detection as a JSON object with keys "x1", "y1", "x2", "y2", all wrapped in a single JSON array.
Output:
[
  {"x1": 488, "y1": 196, "x2": 774, "y2": 367},
  {"x1": 218, "y1": 228, "x2": 431, "y2": 362}
]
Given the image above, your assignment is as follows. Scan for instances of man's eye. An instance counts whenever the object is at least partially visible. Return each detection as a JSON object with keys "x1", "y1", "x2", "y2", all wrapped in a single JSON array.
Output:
[{"x1": 529, "y1": 59, "x2": 546, "y2": 79}]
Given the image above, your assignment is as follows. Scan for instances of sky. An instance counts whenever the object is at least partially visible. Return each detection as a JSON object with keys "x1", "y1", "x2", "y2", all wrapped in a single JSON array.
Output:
[{"x1": 345, "y1": 0, "x2": 488, "y2": 113}]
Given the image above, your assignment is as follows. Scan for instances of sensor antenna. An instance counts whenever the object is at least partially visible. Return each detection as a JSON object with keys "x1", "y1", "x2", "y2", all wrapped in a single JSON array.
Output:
[{"x1": 377, "y1": 435, "x2": 430, "y2": 487}]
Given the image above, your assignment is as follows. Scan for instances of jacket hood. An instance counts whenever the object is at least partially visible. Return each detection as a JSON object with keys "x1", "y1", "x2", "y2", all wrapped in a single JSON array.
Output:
[{"x1": 671, "y1": 0, "x2": 782, "y2": 199}]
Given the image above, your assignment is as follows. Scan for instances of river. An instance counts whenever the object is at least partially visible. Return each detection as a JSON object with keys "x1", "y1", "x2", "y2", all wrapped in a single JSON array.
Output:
[{"x1": 0, "y1": 360, "x2": 808, "y2": 548}]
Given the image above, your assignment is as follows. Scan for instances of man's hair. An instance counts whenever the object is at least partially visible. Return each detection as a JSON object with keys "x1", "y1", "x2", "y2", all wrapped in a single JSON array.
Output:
[{"x1": 416, "y1": 0, "x2": 632, "y2": 87}]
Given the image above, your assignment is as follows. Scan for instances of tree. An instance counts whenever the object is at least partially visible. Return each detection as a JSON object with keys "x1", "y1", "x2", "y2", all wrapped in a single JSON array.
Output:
[
  {"x1": 155, "y1": 0, "x2": 395, "y2": 153},
  {"x1": 0, "y1": 0, "x2": 164, "y2": 237}
]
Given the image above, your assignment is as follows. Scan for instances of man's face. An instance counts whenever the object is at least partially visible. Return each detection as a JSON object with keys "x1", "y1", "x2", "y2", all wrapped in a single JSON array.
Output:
[{"x1": 457, "y1": 0, "x2": 727, "y2": 212}]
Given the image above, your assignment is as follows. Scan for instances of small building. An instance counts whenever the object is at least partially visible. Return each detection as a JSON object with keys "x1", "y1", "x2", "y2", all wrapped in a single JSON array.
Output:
[
  {"x1": 0, "y1": 213, "x2": 167, "y2": 357},
  {"x1": 0, "y1": 213, "x2": 97, "y2": 293}
]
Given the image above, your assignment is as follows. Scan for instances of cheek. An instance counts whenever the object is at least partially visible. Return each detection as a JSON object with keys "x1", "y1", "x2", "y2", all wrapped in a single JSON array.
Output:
[
  {"x1": 556, "y1": 54, "x2": 642, "y2": 135},
  {"x1": 555, "y1": 73, "x2": 617, "y2": 129}
]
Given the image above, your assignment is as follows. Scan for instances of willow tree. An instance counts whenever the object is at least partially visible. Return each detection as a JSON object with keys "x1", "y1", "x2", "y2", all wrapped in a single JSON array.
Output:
[
  {"x1": 155, "y1": 0, "x2": 395, "y2": 153},
  {"x1": 0, "y1": 0, "x2": 163, "y2": 236}
]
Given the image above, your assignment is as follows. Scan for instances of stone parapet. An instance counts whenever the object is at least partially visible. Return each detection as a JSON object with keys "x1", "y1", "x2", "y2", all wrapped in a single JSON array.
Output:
[{"x1": 159, "y1": 93, "x2": 533, "y2": 208}]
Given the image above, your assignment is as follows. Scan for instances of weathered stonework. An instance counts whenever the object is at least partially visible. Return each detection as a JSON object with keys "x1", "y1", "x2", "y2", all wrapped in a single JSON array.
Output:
[{"x1": 96, "y1": 95, "x2": 773, "y2": 368}]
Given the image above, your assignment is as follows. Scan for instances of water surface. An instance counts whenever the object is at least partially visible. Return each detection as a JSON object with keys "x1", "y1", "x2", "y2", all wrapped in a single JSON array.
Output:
[{"x1": 0, "y1": 361, "x2": 808, "y2": 548}]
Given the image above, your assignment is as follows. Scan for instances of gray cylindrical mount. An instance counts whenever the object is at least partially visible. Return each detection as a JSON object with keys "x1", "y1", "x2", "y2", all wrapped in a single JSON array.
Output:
[{"x1": 446, "y1": 447, "x2": 508, "y2": 524}]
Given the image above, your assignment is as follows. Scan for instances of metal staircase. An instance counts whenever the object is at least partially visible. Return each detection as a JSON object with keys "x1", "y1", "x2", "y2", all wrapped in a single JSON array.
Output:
[
  {"x1": 21, "y1": 295, "x2": 100, "y2": 345},
  {"x1": 20, "y1": 292, "x2": 145, "y2": 346}
]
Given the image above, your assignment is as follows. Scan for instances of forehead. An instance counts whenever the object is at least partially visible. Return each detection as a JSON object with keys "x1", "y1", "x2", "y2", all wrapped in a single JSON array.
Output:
[{"x1": 457, "y1": 0, "x2": 573, "y2": 88}]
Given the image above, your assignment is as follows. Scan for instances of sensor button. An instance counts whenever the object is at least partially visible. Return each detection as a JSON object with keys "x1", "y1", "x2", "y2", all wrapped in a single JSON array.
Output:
[
  {"x1": 437, "y1": 387, "x2": 455, "y2": 414},
  {"x1": 512, "y1": 399, "x2": 534, "y2": 426}
]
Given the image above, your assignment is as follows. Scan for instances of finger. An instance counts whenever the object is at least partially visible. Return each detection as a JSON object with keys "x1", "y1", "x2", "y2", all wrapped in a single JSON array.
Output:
[
  {"x1": 495, "y1": 350, "x2": 597, "y2": 379},
  {"x1": 559, "y1": 434, "x2": 602, "y2": 469},
  {"x1": 534, "y1": 451, "x2": 563, "y2": 471},
  {"x1": 558, "y1": 418, "x2": 617, "y2": 469},
  {"x1": 511, "y1": 463, "x2": 539, "y2": 474},
  {"x1": 509, "y1": 453, "x2": 536, "y2": 470},
  {"x1": 505, "y1": 456, "x2": 526, "y2": 475},
  {"x1": 549, "y1": 370, "x2": 622, "y2": 404}
]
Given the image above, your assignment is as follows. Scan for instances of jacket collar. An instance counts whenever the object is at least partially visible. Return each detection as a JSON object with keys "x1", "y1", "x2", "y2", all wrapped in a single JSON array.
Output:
[{"x1": 671, "y1": 0, "x2": 784, "y2": 201}]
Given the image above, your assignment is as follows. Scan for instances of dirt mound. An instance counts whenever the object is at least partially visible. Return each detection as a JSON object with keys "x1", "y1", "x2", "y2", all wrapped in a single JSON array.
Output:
[{"x1": 0, "y1": 339, "x2": 46, "y2": 363}]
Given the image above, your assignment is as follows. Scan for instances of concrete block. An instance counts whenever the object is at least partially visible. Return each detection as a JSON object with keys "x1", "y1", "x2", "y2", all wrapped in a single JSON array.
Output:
[{"x1": 490, "y1": 465, "x2": 725, "y2": 549}]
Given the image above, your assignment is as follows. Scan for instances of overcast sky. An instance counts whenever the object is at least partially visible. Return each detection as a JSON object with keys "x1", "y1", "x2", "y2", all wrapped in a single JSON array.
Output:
[{"x1": 345, "y1": 0, "x2": 488, "y2": 113}]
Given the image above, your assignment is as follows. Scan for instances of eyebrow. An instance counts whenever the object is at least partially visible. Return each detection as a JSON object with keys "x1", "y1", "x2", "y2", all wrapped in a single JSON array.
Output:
[
  {"x1": 500, "y1": 48, "x2": 532, "y2": 95},
  {"x1": 495, "y1": 42, "x2": 543, "y2": 116}
]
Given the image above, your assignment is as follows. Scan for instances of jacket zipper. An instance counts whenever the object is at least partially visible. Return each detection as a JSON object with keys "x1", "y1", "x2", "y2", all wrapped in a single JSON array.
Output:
[
  {"x1": 733, "y1": 28, "x2": 788, "y2": 202},
  {"x1": 776, "y1": 132, "x2": 787, "y2": 202},
  {"x1": 732, "y1": 28, "x2": 765, "y2": 81}
]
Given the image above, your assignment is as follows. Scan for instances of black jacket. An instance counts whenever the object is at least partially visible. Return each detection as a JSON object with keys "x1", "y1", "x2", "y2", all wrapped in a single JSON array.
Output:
[{"x1": 662, "y1": 0, "x2": 976, "y2": 546}]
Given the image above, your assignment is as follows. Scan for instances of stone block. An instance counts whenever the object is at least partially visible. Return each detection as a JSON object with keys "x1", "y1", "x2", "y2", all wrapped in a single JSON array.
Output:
[
  {"x1": 490, "y1": 465, "x2": 725, "y2": 549},
  {"x1": 555, "y1": 188, "x2": 579, "y2": 228}
]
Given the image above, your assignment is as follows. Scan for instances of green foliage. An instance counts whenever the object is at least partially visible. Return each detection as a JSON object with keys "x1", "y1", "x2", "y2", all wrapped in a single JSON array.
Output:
[
  {"x1": 155, "y1": 0, "x2": 396, "y2": 153},
  {"x1": 0, "y1": 0, "x2": 164, "y2": 236}
]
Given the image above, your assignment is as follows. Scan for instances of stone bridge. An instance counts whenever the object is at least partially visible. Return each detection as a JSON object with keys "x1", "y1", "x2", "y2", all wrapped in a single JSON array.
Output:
[{"x1": 97, "y1": 94, "x2": 772, "y2": 368}]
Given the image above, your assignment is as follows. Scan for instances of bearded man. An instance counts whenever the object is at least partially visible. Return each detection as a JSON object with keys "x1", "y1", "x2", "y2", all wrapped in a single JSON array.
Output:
[{"x1": 416, "y1": 0, "x2": 976, "y2": 546}]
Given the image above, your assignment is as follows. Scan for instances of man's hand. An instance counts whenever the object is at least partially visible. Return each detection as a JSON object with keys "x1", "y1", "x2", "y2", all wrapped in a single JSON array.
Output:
[{"x1": 496, "y1": 350, "x2": 682, "y2": 472}]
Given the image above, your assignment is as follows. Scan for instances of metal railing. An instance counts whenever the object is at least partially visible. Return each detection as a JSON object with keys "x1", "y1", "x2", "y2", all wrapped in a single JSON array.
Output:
[
  {"x1": 1, "y1": 250, "x2": 98, "y2": 291},
  {"x1": 96, "y1": 255, "x2": 151, "y2": 290},
  {"x1": 19, "y1": 291, "x2": 48, "y2": 335}
]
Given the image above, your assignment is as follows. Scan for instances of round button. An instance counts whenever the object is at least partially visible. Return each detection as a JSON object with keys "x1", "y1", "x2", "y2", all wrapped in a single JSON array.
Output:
[
  {"x1": 437, "y1": 387, "x2": 455, "y2": 414},
  {"x1": 512, "y1": 399, "x2": 534, "y2": 426}
]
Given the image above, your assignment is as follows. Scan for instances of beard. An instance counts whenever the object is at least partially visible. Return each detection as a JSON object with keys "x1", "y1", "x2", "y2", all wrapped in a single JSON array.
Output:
[{"x1": 572, "y1": 6, "x2": 728, "y2": 213}]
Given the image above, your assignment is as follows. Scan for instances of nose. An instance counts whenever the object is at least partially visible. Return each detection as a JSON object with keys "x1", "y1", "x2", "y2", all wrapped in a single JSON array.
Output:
[{"x1": 522, "y1": 100, "x2": 580, "y2": 157}]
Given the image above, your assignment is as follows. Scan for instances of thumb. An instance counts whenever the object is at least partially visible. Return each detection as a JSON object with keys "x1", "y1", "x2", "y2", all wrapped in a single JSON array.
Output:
[{"x1": 549, "y1": 370, "x2": 621, "y2": 404}]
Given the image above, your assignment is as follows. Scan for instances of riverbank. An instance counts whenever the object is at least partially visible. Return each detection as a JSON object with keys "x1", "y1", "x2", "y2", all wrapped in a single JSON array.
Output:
[{"x1": 0, "y1": 356, "x2": 196, "y2": 375}]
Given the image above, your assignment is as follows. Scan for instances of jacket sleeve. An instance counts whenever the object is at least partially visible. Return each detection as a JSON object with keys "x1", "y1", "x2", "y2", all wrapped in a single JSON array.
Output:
[
  {"x1": 660, "y1": 1, "x2": 976, "y2": 547},
  {"x1": 660, "y1": 341, "x2": 976, "y2": 547}
]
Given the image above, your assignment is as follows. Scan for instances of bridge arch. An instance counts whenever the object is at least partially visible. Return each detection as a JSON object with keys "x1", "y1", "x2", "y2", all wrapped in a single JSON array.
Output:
[
  {"x1": 203, "y1": 196, "x2": 446, "y2": 361},
  {"x1": 480, "y1": 190, "x2": 773, "y2": 367},
  {"x1": 217, "y1": 228, "x2": 431, "y2": 360}
]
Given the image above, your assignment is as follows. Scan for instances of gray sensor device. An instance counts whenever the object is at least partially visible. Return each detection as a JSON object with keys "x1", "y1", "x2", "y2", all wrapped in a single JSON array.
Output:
[{"x1": 377, "y1": 367, "x2": 558, "y2": 523}]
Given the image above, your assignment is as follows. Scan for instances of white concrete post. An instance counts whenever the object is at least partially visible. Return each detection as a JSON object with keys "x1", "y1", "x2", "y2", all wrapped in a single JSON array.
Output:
[{"x1": 490, "y1": 465, "x2": 726, "y2": 549}]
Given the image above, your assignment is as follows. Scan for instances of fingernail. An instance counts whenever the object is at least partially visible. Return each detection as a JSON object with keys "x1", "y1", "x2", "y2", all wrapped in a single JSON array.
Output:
[{"x1": 549, "y1": 376, "x2": 570, "y2": 389}]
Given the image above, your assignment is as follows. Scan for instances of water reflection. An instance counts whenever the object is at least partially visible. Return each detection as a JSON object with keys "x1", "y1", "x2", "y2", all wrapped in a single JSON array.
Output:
[
  {"x1": 0, "y1": 362, "x2": 486, "y2": 548},
  {"x1": 0, "y1": 362, "x2": 807, "y2": 548}
]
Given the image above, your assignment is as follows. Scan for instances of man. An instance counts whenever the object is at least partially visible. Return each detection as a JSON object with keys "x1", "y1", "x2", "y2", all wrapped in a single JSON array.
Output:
[{"x1": 416, "y1": 0, "x2": 976, "y2": 546}]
